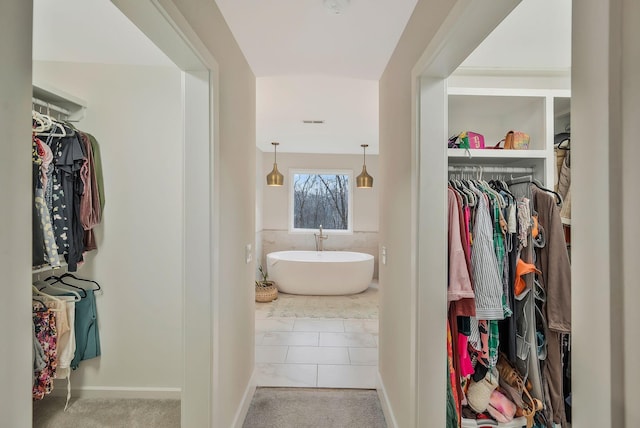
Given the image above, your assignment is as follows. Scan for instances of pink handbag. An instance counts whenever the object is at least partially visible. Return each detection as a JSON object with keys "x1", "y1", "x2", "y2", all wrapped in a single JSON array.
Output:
[
  {"x1": 465, "y1": 131, "x2": 485, "y2": 149},
  {"x1": 487, "y1": 389, "x2": 517, "y2": 423},
  {"x1": 449, "y1": 131, "x2": 485, "y2": 149}
]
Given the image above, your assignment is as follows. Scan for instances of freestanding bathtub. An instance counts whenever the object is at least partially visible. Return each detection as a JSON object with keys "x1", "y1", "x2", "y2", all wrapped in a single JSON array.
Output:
[{"x1": 266, "y1": 251, "x2": 374, "y2": 295}]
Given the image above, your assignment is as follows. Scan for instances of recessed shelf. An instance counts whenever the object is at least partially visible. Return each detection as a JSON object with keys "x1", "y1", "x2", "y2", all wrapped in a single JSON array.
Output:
[
  {"x1": 448, "y1": 148, "x2": 548, "y2": 159},
  {"x1": 447, "y1": 84, "x2": 571, "y2": 187},
  {"x1": 32, "y1": 81, "x2": 87, "y2": 121}
]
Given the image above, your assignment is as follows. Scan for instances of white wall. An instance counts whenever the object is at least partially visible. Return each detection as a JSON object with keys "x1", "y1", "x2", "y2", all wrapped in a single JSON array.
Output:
[
  {"x1": 572, "y1": 0, "x2": 639, "y2": 426},
  {"x1": 0, "y1": 1, "x2": 33, "y2": 426},
  {"x1": 170, "y1": 1, "x2": 257, "y2": 426},
  {"x1": 621, "y1": 1, "x2": 640, "y2": 424},
  {"x1": 378, "y1": 1, "x2": 457, "y2": 426},
  {"x1": 32, "y1": 61, "x2": 184, "y2": 392},
  {"x1": 256, "y1": 147, "x2": 264, "y2": 279},
  {"x1": 260, "y1": 151, "x2": 380, "y2": 276},
  {"x1": 256, "y1": 75, "x2": 379, "y2": 155},
  {"x1": 460, "y1": 0, "x2": 571, "y2": 71}
]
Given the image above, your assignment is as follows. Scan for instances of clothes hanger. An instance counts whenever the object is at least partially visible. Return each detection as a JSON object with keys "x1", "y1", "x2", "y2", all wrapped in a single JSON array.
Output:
[
  {"x1": 479, "y1": 178, "x2": 507, "y2": 208},
  {"x1": 34, "y1": 280, "x2": 81, "y2": 302},
  {"x1": 44, "y1": 275, "x2": 88, "y2": 298},
  {"x1": 449, "y1": 179, "x2": 470, "y2": 206},
  {"x1": 60, "y1": 272, "x2": 102, "y2": 292},
  {"x1": 32, "y1": 298, "x2": 49, "y2": 313},
  {"x1": 531, "y1": 180, "x2": 563, "y2": 206},
  {"x1": 455, "y1": 177, "x2": 477, "y2": 207},
  {"x1": 34, "y1": 104, "x2": 66, "y2": 137},
  {"x1": 36, "y1": 120, "x2": 66, "y2": 137},
  {"x1": 490, "y1": 179, "x2": 515, "y2": 203},
  {"x1": 32, "y1": 111, "x2": 47, "y2": 133},
  {"x1": 32, "y1": 286, "x2": 66, "y2": 311}
]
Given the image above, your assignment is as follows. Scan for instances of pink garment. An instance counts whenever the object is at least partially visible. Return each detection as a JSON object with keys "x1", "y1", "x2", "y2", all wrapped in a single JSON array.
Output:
[
  {"x1": 448, "y1": 188, "x2": 474, "y2": 301},
  {"x1": 36, "y1": 138, "x2": 53, "y2": 190},
  {"x1": 464, "y1": 205, "x2": 472, "y2": 261},
  {"x1": 458, "y1": 333, "x2": 474, "y2": 377}
]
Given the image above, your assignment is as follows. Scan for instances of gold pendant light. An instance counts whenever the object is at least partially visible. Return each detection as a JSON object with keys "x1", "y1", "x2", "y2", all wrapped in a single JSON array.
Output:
[
  {"x1": 266, "y1": 142, "x2": 284, "y2": 186},
  {"x1": 356, "y1": 144, "x2": 373, "y2": 188}
]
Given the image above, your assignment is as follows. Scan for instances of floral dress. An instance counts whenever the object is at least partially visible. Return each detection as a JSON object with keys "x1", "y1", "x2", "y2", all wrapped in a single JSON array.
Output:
[{"x1": 33, "y1": 305, "x2": 58, "y2": 400}]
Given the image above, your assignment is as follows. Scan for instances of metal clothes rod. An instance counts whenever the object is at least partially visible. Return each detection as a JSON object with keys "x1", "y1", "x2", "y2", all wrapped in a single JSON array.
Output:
[
  {"x1": 32, "y1": 261, "x2": 67, "y2": 274},
  {"x1": 448, "y1": 166, "x2": 534, "y2": 174},
  {"x1": 32, "y1": 97, "x2": 71, "y2": 117}
]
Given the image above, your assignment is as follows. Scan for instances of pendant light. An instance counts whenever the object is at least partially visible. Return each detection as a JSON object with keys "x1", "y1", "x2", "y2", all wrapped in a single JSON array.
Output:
[
  {"x1": 356, "y1": 144, "x2": 373, "y2": 188},
  {"x1": 266, "y1": 142, "x2": 284, "y2": 186}
]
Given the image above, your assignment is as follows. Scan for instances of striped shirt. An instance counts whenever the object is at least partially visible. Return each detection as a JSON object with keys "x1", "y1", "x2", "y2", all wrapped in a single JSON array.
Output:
[{"x1": 470, "y1": 193, "x2": 505, "y2": 320}]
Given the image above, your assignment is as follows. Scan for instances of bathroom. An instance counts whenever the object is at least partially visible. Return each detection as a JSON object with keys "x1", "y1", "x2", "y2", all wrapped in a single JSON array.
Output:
[{"x1": 253, "y1": 77, "x2": 381, "y2": 387}]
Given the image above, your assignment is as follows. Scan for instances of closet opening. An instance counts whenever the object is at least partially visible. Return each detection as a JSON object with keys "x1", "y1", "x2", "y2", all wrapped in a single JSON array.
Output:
[
  {"x1": 412, "y1": 1, "x2": 572, "y2": 427},
  {"x1": 30, "y1": 1, "x2": 218, "y2": 427}
]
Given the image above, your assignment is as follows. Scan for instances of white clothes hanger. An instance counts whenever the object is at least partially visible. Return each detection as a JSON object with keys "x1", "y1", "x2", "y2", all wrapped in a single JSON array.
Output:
[
  {"x1": 32, "y1": 111, "x2": 48, "y2": 133},
  {"x1": 36, "y1": 120, "x2": 66, "y2": 137},
  {"x1": 33, "y1": 280, "x2": 81, "y2": 302},
  {"x1": 32, "y1": 285, "x2": 68, "y2": 309}
]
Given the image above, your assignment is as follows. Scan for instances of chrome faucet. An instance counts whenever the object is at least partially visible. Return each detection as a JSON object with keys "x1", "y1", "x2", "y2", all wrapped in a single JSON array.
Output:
[{"x1": 314, "y1": 224, "x2": 328, "y2": 251}]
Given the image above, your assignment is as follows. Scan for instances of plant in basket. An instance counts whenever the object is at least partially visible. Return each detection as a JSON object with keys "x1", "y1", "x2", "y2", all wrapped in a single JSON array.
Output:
[{"x1": 255, "y1": 265, "x2": 278, "y2": 302}]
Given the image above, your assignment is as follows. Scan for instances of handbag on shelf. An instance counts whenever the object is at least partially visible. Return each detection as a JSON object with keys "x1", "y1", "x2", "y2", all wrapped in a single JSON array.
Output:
[
  {"x1": 448, "y1": 131, "x2": 485, "y2": 149},
  {"x1": 490, "y1": 131, "x2": 530, "y2": 150}
]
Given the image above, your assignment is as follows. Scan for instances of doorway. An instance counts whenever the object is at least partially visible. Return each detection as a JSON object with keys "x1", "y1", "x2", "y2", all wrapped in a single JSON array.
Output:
[{"x1": 29, "y1": 1, "x2": 218, "y2": 426}]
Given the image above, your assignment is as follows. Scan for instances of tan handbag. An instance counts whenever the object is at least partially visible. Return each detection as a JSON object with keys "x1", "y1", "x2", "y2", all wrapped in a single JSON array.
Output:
[{"x1": 492, "y1": 131, "x2": 530, "y2": 149}]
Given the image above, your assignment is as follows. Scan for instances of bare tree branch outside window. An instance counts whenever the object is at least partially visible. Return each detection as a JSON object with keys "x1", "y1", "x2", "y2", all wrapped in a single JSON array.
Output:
[{"x1": 293, "y1": 173, "x2": 350, "y2": 230}]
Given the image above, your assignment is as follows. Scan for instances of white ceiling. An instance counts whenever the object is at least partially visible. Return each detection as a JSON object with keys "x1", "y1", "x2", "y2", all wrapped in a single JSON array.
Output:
[
  {"x1": 214, "y1": 0, "x2": 418, "y2": 79},
  {"x1": 32, "y1": 0, "x2": 571, "y2": 155},
  {"x1": 218, "y1": 0, "x2": 419, "y2": 154},
  {"x1": 33, "y1": 0, "x2": 172, "y2": 67},
  {"x1": 256, "y1": 75, "x2": 378, "y2": 154}
]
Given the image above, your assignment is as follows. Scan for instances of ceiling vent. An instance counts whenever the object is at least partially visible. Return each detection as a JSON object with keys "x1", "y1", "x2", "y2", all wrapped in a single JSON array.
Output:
[{"x1": 302, "y1": 120, "x2": 325, "y2": 124}]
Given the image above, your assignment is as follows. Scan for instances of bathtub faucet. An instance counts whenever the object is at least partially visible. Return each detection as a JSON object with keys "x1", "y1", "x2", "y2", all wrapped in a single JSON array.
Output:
[{"x1": 314, "y1": 225, "x2": 328, "y2": 251}]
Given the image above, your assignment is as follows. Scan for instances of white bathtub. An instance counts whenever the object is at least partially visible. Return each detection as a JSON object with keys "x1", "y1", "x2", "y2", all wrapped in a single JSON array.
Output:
[{"x1": 266, "y1": 251, "x2": 374, "y2": 295}]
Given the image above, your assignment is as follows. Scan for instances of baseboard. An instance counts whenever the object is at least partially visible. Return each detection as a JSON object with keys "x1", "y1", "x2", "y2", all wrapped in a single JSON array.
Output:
[
  {"x1": 377, "y1": 371, "x2": 399, "y2": 428},
  {"x1": 48, "y1": 382, "x2": 181, "y2": 400},
  {"x1": 232, "y1": 370, "x2": 257, "y2": 428}
]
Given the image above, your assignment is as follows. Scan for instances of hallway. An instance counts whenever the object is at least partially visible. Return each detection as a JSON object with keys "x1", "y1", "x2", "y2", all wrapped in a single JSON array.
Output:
[{"x1": 2, "y1": 0, "x2": 638, "y2": 427}]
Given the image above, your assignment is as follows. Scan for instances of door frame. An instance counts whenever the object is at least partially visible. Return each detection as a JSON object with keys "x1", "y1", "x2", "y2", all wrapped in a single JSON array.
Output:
[
  {"x1": 409, "y1": 1, "x2": 520, "y2": 426},
  {"x1": 111, "y1": 1, "x2": 220, "y2": 426}
]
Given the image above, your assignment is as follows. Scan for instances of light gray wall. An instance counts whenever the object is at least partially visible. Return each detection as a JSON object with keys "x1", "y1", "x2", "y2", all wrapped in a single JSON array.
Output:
[
  {"x1": 572, "y1": 0, "x2": 640, "y2": 426},
  {"x1": 260, "y1": 151, "x2": 379, "y2": 277},
  {"x1": 378, "y1": 1, "x2": 457, "y2": 426},
  {"x1": 256, "y1": 147, "x2": 264, "y2": 280},
  {"x1": 621, "y1": 2, "x2": 640, "y2": 423},
  {"x1": 171, "y1": 1, "x2": 257, "y2": 426},
  {"x1": 32, "y1": 61, "x2": 184, "y2": 391},
  {"x1": 0, "y1": 1, "x2": 33, "y2": 426}
]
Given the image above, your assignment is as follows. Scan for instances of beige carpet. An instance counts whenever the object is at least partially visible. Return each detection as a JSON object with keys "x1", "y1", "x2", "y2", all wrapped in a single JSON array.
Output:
[
  {"x1": 33, "y1": 397, "x2": 180, "y2": 428},
  {"x1": 243, "y1": 387, "x2": 387, "y2": 428},
  {"x1": 256, "y1": 284, "x2": 379, "y2": 319}
]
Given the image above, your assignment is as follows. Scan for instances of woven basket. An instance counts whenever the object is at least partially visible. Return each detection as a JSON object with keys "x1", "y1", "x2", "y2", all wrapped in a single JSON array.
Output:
[{"x1": 255, "y1": 283, "x2": 278, "y2": 303}]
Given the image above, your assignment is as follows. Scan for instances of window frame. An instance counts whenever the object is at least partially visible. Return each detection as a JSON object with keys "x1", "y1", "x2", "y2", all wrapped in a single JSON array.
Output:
[{"x1": 288, "y1": 168, "x2": 354, "y2": 235}]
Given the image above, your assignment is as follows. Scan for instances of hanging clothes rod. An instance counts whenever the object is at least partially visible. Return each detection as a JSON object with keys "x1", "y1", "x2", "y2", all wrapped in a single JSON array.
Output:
[
  {"x1": 448, "y1": 165, "x2": 534, "y2": 174},
  {"x1": 32, "y1": 97, "x2": 71, "y2": 117}
]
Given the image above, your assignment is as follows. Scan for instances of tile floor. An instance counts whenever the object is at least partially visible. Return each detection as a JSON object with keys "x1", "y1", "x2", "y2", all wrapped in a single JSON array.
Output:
[{"x1": 255, "y1": 317, "x2": 379, "y2": 389}]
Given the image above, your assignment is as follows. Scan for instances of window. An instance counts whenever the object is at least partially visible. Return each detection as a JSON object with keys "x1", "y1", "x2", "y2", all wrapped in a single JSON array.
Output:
[{"x1": 290, "y1": 170, "x2": 353, "y2": 233}]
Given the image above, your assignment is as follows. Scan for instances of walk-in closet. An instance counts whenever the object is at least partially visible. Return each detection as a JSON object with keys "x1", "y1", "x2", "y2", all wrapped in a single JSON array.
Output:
[
  {"x1": 442, "y1": 3, "x2": 572, "y2": 424},
  {"x1": 30, "y1": 0, "x2": 185, "y2": 424}
]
